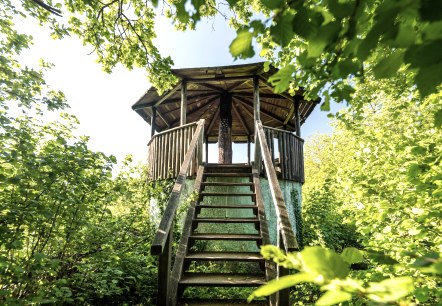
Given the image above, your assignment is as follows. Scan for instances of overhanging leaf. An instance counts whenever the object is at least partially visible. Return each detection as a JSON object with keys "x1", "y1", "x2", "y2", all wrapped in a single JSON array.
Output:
[
  {"x1": 229, "y1": 30, "x2": 255, "y2": 59},
  {"x1": 315, "y1": 290, "x2": 352, "y2": 306},
  {"x1": 372, "y1": 50, "x2": 405, "y2": 78},
  {"x1": 341, "y1": 247, "x2": 364, "y2": 264},
  {"x1": 301, "y1": 247, "x2": 349, "y2": 280},
  {"x1": 248, "y1": 273, "x2": 315, "y2": 302},
  {"x1": 270, "y1": 11, "x2": 295, "y2": 47},
  {"x1": 268, "y1": 65, "x2": 296, "y2": 93}
]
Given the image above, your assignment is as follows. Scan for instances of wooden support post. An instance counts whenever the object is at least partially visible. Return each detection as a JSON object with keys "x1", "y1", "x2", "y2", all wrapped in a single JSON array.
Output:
[
  {"x1": 151, "y1": 107, "x2": 157, "y2": 138},
  {"x1": 253, "y1": 76, "x2": 260, "y2": 123},
  {"x1": 294, "y1": 96, "x2": 301, "y2": 137},
  {"x1": 218, "y1": 93, "x2": 232, "y2": 164},
  {"x1": 247, "y1": 136, "x2": 251, "y2": 165},
  {"x1": 205, "y1": 136, "x2": 209, "y2": 163},
  {"x1": 180, "y1": 80, "x2": 187, "y2": 126},
  {"x1": 157, "y1": 224, "x2": 173, "y2": 306}
]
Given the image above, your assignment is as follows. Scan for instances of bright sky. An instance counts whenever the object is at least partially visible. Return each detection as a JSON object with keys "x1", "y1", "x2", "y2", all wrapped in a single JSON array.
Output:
[{"x1": 16, "y1": 10, "x2": 339, "y2": 165}]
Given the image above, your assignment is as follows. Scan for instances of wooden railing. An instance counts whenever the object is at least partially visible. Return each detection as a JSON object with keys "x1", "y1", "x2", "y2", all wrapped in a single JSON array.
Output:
[
  {"x1": 147, "y1": 121, "x2": 203, "y2": 180},
  {"x1": 254, "y1": 120, "x2": 299, "y2": 306},
  {"x1": 261, "y1": 125, "x2": 304, "y2": 183},
  {"x1": 150, "y1": 119, "x2": 204, "y2": 306}
]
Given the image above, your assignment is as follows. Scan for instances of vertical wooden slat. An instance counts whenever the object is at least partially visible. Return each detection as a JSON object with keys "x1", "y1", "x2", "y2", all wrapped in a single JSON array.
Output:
[
  {"x1": 181, "y1": 80, "x2": 187, "y2": 126},
  {"x1": 278, "y1": 132, "x2": 284, "y2": 180}
]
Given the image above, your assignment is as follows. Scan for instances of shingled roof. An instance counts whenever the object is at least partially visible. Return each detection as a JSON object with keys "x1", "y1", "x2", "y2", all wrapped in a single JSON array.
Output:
[{"x1": 132, "y1": 62, "x2": 318, "y2": 143}]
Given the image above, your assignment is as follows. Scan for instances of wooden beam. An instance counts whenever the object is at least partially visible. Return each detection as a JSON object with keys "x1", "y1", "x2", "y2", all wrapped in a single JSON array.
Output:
[
  {"x1": 197, "y1": 82, "x2": 226, "y2": 93},
  {"x1": 157, "y1": 108, "x2": 170, "y2": 128},
  {"x1": 180, "y1": 80, "x2": 187, "y2": 125},
  {"x1": 284, "y1": 103, "x2": 294, "y2": 126},
  {"x1": 206, "y1": 103, "x2": 220, "y2": 136},
  {"x1": 187, "y1": 75, "x2": 251, "y2": 83},
  {"x1": 158, "y1": 92, "x2": 219, "y2": 106},
  {"x1": 253, "y1": 76, "x2": 260, "y2": 122},
  {"x1": 233, "y1": 92, "x2": 290, "y2": 100},
  {"x1": 169, "y1": 96, "x2": 220, "y2": 128},
  {"x1": 156, "y1": 82, "x2": 181, "y2": 107},
  {"x1": 234, "y1": 100, "x2": 254, "y2": 120},
  {"x1": 232, "y1": 101, "x2": 250, "y2": 135},
  {"x1": 235, "y1": 96, "x2": 296, "y2": 129},
  {"x1": 294, "y1": 95, "x2": 301, "y2": 137},
  {"x1": 151, "y1": 107, "x2": 157, "y2": 137},
  {"x1": 226, "y1": 79, "x2": 251, "y2": 92}
]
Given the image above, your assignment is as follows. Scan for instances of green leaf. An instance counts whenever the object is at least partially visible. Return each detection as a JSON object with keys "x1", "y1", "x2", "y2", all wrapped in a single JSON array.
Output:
[
  {"x1": 248, "y1": 273, "x2": 315, "y2": 301},
  {"x1": 268, "y1": 65, "x2": 296, "y2": 93},
  {"x1": 260, "y1": 0, "x2": 283, "y2": 10},
  {"x1": 366, "y1": 277, "x2": 414, "y2": 302},
  {"x1": 270, "y1": 11, "x2": 295, "y2": 47},
  {"x1": 301, "y1": 247, "x2": 349, "y2": 280},
  {"x1": 372, "y1": 50, "x2": 405, "y2": 79},
  {"x1": 341, "y1": 247, "x2": 364, "y2": 264},
  {"x1": 316, "y1": 290, "x2": 352, "y2": 306},
  {"x1": 365, "y1": 250, "x2": 398, "y2": 265},
  {"x1": 415, "y1": 62, "x2": 442, "y2": 97},
  {"x1": 307, "y1": 21, "x2": 341, "y2": 58},
  {"x1": 328, "y1": 0, "x2": 355, "y2": 19},
  {"x1": 434, "y1": 108, "x2": 442, "y2": 127},
  {"x1": 229, "y1": 30, "x2": 255, "y2": 59}
]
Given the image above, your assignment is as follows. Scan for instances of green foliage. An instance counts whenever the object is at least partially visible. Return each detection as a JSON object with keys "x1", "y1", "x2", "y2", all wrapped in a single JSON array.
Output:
[
  {"x1": 221, "y1": 0, "x2": 442, "y2": 101},
  {"x1": 250, "y1": 245, "x2": 416, "y2": 305}
]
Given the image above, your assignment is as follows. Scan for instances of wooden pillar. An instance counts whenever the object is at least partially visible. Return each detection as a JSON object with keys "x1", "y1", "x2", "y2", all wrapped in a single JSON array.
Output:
[
  {"x1": 205, "y1": 136, "x2": 209, "y2": 163},
  {"x1": 180, "y1": 80, "x2": 187, "y2": 126},
  {"x1": 253, "y1": 76, "x2": 260, "y2": 123},
  {"x1": 247, "y1": 136, "x2": 251, "y2": 165},
  {"x1": 218, "y1": 93, "x2": 232, "y2": 164},
  {"x1": 151, "y1": 107, "x2": 157, "y2": 137},
  {"x1": 294, "y1": 96, "x2": 301, "y2": 137}
]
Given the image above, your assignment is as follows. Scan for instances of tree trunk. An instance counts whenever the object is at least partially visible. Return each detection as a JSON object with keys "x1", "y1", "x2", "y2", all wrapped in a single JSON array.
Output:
[{"x1": 218, "y1": 93, "x2": 232, "y2": 164}]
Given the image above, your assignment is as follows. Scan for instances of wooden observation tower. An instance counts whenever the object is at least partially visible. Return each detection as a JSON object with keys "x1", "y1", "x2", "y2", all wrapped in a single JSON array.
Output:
[{"x1": 132, "y1": 62, "x2": 318, "y2": 306}]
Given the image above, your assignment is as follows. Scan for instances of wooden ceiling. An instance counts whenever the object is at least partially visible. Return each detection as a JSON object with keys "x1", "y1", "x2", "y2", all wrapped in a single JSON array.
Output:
[{"x1": 132, "y1": 62, "x2": 318, "y2": 143}]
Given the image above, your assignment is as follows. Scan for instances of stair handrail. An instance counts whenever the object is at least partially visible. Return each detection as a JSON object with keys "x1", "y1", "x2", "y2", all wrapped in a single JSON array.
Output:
[
  {"x1": 254, "y1": 120, "x2": 299, "y2": 253},
  {"x1": 151, "y1": 119, "x2": 205, "y2": 254},
  {"x1": 150, "y1": 119, "x2": 204, "y2": 306},
  {"x1": 147, "y1": 121, "x2": 199, "y2": 146}
]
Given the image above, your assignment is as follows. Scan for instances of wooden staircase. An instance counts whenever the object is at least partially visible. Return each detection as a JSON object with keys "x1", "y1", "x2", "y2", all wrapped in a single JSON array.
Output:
[
  {"x1": 150, "y1": 120, "x2": 299, "y2": 306},
  {"x1": 176, "y1": 164, "x2": 269, "y2": 306}
]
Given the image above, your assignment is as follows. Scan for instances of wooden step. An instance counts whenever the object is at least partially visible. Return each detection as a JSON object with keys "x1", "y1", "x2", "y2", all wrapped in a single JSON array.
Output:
[
  {"x1": 205, "y1": 164, "x2": 252, "y2": 174},
  {"x1": 189, "y1": 233, "x2": 262, "y2": 242},
  {"x1": 204, "y1": 173, "x2": 252, "y2": 178},
  {"x1": 201, "y1": 182, "x2": 254, "y2": 187},
  {"x1": 179, "y1": 273, "x2": 266, "y2": 287},
  {"x1": 185, "y1": 252, "x2": 264, "y2": 262},
  {"x1": 178, "y1": 299, "x2": 267, "y2": 306},
  {"x1": 197, "y1": 204, "x2": 257, "y2": 209},
  {"x1": 200, "y1": 192, "x2": 255, "y2": 198},
  {"x1": 193, "y1": 218, "x2": 260, "y2": 224}
]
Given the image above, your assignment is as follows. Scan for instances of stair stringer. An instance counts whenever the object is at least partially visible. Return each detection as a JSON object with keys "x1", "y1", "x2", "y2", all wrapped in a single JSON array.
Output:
[
  {"x1": 253, "y1": 168, "x2": 277, "y2": 306},
  {"x1": 169, "y1": 165, "x2": 205, "y2": 306}
]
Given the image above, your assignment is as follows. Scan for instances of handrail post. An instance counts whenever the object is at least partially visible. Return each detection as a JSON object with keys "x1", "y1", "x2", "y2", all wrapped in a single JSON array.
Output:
[{"x1": 157, "y1": 222, "x2": 173, "y2": 306}]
